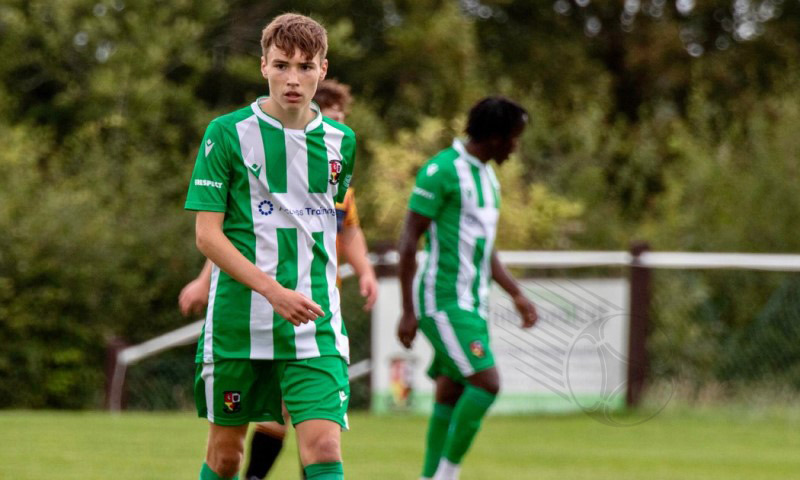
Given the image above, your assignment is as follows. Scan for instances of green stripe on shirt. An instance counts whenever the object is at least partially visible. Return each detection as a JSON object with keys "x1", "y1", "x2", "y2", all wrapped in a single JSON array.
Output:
[
  {"x1": 260, "y1": 121, "x2": 288, "y2": 193},
  {"x1": 274, "y1": 228, "x2": 298, "y2": 358},
  {"x1": 306, "y1": 124, "x2": 329, "y2": 194}
]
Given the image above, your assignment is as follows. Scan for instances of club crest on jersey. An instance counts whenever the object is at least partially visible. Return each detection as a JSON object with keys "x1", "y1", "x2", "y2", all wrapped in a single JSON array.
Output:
[
  {"x1": 469, "y1": 340, "x2": 485, "y2": 358},
  {"x1": 329, "y1": 159, "x2": 342, "y2": 185},
  {"x1": 223, "y1": 391, "x2": 241, "y2": 414}
]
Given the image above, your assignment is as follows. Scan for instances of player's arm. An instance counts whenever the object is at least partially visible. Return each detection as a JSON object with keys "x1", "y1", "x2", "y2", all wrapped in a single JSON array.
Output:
[
  {"x1": 491, "y1": 250, "x2": 538, "y2": 328},
  {"x1": 178, "y1": 259, "x2": 213, "y2": 317},
  {"x1": 195, "y1": 211, "x2": 323, "y2": 325},
  {"x1": 339, "y1": 225, "x2": 377, "y2": 311},
  {"x1": 397, "y1": 211, "x2": 432, "y2": 348}
]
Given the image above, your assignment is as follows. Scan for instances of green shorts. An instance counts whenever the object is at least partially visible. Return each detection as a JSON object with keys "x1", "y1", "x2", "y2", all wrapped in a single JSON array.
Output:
[
  {"x1": 194, "y1": 356, "x2": 350, "y2": 428},
  {"x1": 418, "y1": 308, "x2": 495, "y2": 383}
]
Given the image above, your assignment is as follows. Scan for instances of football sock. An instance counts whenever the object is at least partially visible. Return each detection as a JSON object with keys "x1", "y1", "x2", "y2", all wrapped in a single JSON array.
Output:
[
  {"x1": 245, "y1": 431, "x2": 284, "y2": 479},
  {"x1": 432, "y1": 459, "x2": 460, "y2": 480},
  {"x1": 199, "y1": 462, "x2": 238, "y2": 480},
  {"x1": 441, "y1": 385, "x2": 496, "y2": 465},
  {"x1": 303, "y1": 462, "x2": 344, "y2": 479},
  {"x1": 421, "y1": 402, "x2": 455, "y2": 478}
]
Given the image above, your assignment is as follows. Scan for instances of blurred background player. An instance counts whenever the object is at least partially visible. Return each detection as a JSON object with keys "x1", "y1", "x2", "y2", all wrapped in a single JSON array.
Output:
[
  {"x1": 179, "y1": 78, "x2": 377, "y2": 480},
  {"x1": 396, "y1": 96, "x2": 539, "y2": 480}
]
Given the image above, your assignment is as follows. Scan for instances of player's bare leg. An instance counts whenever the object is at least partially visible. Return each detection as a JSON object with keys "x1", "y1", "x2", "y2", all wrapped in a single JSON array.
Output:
[
  {"x1": 203, "y1": 423, "x2": 249, "y2": 479},
  {"x1": 295, "y1": 419, "x2": 343, "y2": 479}
]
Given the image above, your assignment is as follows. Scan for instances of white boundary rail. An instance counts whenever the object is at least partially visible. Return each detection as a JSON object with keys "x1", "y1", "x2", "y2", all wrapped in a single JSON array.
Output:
[{"x1": 107, "y1": 250, "x2": 800, "y2": 410}]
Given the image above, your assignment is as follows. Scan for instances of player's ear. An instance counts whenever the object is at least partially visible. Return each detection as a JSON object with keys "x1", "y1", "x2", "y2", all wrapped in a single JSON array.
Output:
[
  {"x1": 319, "y1": 58, "x2": 328, "y2": 81},
  {"x1": 260, "y1": 56, "x2": 268, "y2": 80}
]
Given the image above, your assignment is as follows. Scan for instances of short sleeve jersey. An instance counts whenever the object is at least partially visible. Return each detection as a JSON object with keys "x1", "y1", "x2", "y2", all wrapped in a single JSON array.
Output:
[
  {"x1": 186, "y1": 98, "x2": 356, "y2": 363},
  {"x1": 409, "y1": 139, "x2": 500, "y2": 319}
]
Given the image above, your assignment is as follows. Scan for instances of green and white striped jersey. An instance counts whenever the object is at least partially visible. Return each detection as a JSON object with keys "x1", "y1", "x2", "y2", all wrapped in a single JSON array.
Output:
[
  {"x1": 409, "y1": 139, "x2": 500, "y2": 319},
  {"x1": 185, "y1": 98, "x2": 355, "y2": 363}
]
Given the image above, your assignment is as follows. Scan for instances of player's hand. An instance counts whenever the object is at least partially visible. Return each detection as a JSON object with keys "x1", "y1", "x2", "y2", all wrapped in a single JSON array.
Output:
[
  {"x1": 266, "y1": 287, "x2": 324, "y2": 326},
  {"x1": 178, "y1": 278, "x2": 210, "y2": 317},
  {"x1": 397, "y1": 311, "x2": 418, "y2": 349},
  {"x1": 359, "y1": 271, "x2": 378, "y2": 311},
  {"x1": 512, "y1": 293, "x2": 538, "y2": 329}
]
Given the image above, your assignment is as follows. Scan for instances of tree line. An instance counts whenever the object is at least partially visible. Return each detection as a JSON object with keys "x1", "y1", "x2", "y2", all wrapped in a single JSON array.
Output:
[{"x1": 1, "y1": 0, "x2": 799, "y2": 407}]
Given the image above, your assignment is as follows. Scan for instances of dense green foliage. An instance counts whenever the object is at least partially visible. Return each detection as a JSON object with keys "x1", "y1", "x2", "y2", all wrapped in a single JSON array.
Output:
[{"x1": 2, "y1": 0, "x2": 800, "y2": 407}]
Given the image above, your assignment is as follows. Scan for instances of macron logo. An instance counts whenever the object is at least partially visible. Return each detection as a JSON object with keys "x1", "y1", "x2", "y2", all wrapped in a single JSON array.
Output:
[{"x1": 205, "y1": 139, "x2": 215, "y2": 157}]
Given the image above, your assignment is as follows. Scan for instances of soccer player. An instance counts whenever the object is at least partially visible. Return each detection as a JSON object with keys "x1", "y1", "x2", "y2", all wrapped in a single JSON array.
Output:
[
  {"x1": 180, "y1": 79, "x2": 376, "y2": 480},
  {"x1": 243, "y1": 80, "x2": 376, "y2": 480},
  {"x1": 185, "y1": 14, "x2": 355, "y2": 480},
  {"x1": 396, "y1": 97, "x2": 539, "y2": 480}
]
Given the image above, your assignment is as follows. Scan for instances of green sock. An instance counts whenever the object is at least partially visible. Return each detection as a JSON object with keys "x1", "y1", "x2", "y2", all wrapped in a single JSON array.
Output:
[
  {"x1": 441, "y1": 385, "x2": 496, "y2": 465},
  {"x1": 198, "y1": 462, "x2": 238, "y2": 480},
  {"x1": 421, "y1": 402, "x2": 454, "y2": 477},
  {"x1": 303, "y1": 461, "x2": 344, "y2": 479}
]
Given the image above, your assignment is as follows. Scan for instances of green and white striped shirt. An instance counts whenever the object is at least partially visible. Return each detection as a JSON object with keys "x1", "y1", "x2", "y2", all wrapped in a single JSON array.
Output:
[
  {"x1": 186, "y1": 98, "x2": 355, "y2": 363},
  {"x1": 409, "y1": 139, "x2": 500, "y2": 319}
]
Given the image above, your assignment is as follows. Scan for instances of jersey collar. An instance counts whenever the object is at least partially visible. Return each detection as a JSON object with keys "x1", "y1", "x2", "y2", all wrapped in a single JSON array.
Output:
[
  {"x1": 251, "y1": 97, "x2": 323, "y2": 132},
  {"x1": 453, "y1": 138, "x2": 486, "y2": 169}
]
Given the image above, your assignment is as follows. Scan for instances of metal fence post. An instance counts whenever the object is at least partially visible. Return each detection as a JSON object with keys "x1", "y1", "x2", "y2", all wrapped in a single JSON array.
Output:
[
  {"x1": 105, "y1": 337, "x2": 127, "y2": 410},
  {"x1": 627, "y1": 242, "x2": 651, "y2": 407}
]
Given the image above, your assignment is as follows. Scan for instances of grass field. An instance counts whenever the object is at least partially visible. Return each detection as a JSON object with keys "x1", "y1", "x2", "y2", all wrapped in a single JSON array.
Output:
[{"x1": 1, "y1": 407, "x2": 799, "y2": 479}]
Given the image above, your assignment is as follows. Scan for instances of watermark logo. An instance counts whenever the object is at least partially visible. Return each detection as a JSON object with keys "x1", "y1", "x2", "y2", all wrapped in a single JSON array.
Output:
[
  {"x1": 490, "y1": 279, "x2": 674, "y2": 426},
  {"x1": 564, "y1": 314, "x2": 673, "y2": 426}
]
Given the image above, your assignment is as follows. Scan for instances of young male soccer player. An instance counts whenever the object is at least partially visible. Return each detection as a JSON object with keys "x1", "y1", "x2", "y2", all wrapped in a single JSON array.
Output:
[
  {"x1": 179, "y1": 81, "x2": 374, "y2": 323},
  {"x1": 243, "y1": 80, "x2": 377, "y2": 480},
  {"x1": 185, "y1": 14, "x2": 355, "y2": 480},
  {"x1": 396, "y1": 97, "x2": 539, "y2": 480},
  {"x1": 180, "y1": 79, "x2": 376, "y2": 480}
]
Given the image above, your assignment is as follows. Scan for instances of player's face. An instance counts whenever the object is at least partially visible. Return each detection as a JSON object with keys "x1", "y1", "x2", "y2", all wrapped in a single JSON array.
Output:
[
  {"x1": 491, "y1": 126, "x2": 524, "y2": 165},
  {"x1": 321, "y1": 103, "x2": 346, "y2": 122},
  {"x1": 261, "y1": 46, "x2": 327, "y2": 113}
]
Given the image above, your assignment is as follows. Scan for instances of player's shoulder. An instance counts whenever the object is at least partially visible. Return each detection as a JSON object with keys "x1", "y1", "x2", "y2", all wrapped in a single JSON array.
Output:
[
  {"x1": 321, "y1": 117, "x2": 356, "y2": 140},
  {"x1": 429, "y1": 146, "x2": 459, "y2": 165},
  {"x1": 420, "y1": 146, "x2": 459, "y2": 178}
]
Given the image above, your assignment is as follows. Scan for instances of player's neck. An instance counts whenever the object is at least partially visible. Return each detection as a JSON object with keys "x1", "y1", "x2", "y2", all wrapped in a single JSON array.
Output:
[
  {"x1": 260, "y1": 98, "x2": 315, "y2": 130},
  {"x1": 465, "y1": 140, "x2": 491, "y2": 164}
]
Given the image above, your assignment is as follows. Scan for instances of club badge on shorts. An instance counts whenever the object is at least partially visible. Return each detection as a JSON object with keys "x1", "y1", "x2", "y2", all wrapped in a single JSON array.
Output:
[
  {"x1": 469, "y1": 340, "x2": 485, "y2": 358},
  {"x1": 223, "y1": 391, "x2": 241, "y2": 414}
]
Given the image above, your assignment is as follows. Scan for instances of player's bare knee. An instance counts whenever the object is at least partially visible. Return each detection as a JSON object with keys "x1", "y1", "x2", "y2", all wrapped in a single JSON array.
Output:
[
  {"x1": 208, "y1": 448, "x2": 242, "y2": 477},
  {"x1": 311, "y1": 435, "x2": 341, "y2": 463},
  {"x1": 482, "y1": 380, "x2": 500, "y2": 396},
  {"x1": 469, "y1": 368, "x2": 500, "y2": 395},
  {"x1": 435, "y1": 376, "x2": 464, "y2": 405}
]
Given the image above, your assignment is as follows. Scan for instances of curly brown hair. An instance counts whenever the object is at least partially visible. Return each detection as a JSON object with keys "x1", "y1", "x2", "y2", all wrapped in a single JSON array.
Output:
[{"x1": 314, "y1": 79, "x2": 353, "y2": 112}]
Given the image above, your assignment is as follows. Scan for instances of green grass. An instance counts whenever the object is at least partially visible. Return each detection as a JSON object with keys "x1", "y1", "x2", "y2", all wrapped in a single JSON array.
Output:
[{"x1": 1, "y1": 408, "x2": 799, "y2": 479}]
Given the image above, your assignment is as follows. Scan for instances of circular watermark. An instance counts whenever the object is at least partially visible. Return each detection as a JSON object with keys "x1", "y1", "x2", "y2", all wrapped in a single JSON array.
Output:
[{"x1": 565, "y1": 314, "x2": 675, "y2": 426}]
